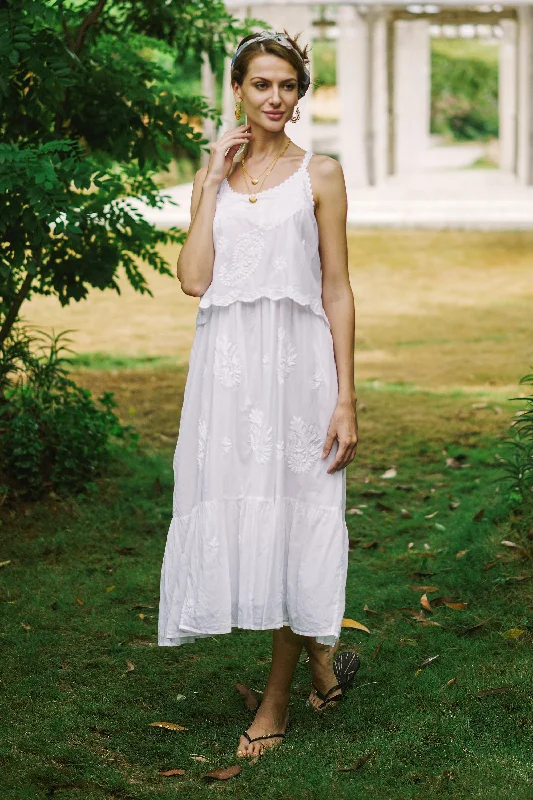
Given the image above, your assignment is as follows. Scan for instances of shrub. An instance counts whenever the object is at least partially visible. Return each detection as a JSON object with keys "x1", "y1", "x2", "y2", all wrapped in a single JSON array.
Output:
[
  {"x1": 0, "y1": 326, "x2": 138, "y2": 499},
  {"x1": 431, "y1": 46, "x2": 499, "y2": 141},
  {"x1": 498, "y1": 372, "x2": 533, "y2": 508}
]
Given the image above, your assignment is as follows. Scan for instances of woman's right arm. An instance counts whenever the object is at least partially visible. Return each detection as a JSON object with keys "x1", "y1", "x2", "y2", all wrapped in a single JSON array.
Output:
[{"x1": 177, "y1": 124, "x2": 252, "y2": 296}]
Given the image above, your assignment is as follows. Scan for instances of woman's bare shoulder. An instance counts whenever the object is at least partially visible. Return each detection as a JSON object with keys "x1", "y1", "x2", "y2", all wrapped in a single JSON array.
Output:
[{"x1": 308, "y1": 154, "x2": 345, "y2": 209}]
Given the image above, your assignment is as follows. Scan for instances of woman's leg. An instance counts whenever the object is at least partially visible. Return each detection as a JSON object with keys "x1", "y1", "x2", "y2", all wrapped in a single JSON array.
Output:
[
  {"x1": 237, "y1": 626, "x2": 304, "y2": 758},
  {"x1": 303, "y1": 636, "x2": 341, "y2": 711}
]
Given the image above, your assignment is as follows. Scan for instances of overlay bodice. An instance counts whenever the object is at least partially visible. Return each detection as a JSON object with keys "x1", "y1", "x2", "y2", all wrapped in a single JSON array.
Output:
[{"x1": 195, "y1": 150, "x2": 330, "y2": 330}]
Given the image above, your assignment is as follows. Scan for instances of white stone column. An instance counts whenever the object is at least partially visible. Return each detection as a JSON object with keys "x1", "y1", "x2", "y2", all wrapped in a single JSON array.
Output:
[
  {"x1": 516, "y1": 6, "x2": 533, "y2": 184},
  {"x1": 371, "y1": 8, "x2": 389, "y2": 185},
  {"x1": 337, "y1": 6, "x2": 368, "y2": 186},
  {"x1": 499, "y1": 20, "x2": 518, "y2": 173},
  {"x1": 337, "y1": 6, "x2": 389, "y2": 187},
  {"x1": 394, "y1": 20, "x2": 431, "y2": 173}
]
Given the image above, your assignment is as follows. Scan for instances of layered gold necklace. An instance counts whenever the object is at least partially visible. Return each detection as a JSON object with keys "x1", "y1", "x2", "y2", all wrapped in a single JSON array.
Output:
[{"x1": 240, "y1": 138, "x2": 292, "y2": 203}]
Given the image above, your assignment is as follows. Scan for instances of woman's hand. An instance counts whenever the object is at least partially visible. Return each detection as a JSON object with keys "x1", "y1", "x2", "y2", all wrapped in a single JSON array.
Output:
[
  {"x1": 205, "y1": 124, "x2": 252, "y2": 185},
  {"x1": 322, "y1": 400, "x2": 358, "y2": 474}
]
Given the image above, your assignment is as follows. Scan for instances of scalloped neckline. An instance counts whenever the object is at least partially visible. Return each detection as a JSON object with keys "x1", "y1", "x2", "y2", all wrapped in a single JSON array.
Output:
[{"x1": 223, "y1": 151, "x2": 310, "y2": 198}]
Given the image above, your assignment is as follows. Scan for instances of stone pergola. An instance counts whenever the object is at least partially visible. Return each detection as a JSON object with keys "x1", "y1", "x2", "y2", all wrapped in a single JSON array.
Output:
[{"x1": 202, "y1": 1, "x2": 533, "y2": 187}]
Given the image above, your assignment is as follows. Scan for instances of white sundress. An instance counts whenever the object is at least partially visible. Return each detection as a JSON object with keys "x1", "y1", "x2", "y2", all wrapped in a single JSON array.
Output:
[{"x1": 158, "y1": 150, "x2": 349, "y2": 647}]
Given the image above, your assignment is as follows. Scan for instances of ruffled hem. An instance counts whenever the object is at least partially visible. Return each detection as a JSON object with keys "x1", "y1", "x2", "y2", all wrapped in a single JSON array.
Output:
[
  {"x1": 158, "y1": 624, "x2": 340, "y2": 648},
  {"x1": 196, "y1": 288, "x2": 330, "y2": 330},
  {"x1": 158, "y1": 495, "x2": 348, "y2": 649}
]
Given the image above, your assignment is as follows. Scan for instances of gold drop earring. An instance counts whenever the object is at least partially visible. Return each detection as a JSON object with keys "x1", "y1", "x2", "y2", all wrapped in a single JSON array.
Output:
[
  {"x1": 290, "y1": 105, "x2": 300, "y2": 123},
  {"x1": 235, "y1": 101, "x2": 242, "y2": 121}
]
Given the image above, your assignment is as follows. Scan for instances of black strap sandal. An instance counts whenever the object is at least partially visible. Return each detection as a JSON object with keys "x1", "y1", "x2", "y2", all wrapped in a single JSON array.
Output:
[
  {"x1": 240, "y1": 717, "x2": 291, "y2": 752},
  {"x1": 311, "y1": 650, "x2": 361, "y2": 710}
]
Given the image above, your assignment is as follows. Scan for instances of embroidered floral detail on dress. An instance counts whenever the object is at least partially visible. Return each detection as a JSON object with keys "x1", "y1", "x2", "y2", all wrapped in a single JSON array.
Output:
[
  {"x1": 312, "y1": 369, "x2": 325, "y2": 389},
  {"x1": 216, "y1": 234, "x2": 230, "y2": 255},
  {"x1": 285, "y1": 416, "x2": 323, "y2": 474},
  {"x1": 276, "y1": 327, "x2": 297, "y2": 385},
  {"x1": 273, "y1": 255, "x2": 288, "y2": 273},
  {"x1": 262, "y1": 353, "x2": 270, "y2": 369},
  {"x1": 213, "y1": 335, "x2": 242, "y2": 388},
  {"x1": 249, "y1": 408, "x2": 272, "y2": 464},
  {"x1": 219, "y1": 229, "x2": 264, "y2": 286},
  {"x1": 197, "y1": 418, "x2": 208, "y2": 470},
  {"x1": 221, "y1": 436, "x2": 232, "y2": 455},
  {"x1": 276, "y1": 440, "x2": 285, "y2": 460}
]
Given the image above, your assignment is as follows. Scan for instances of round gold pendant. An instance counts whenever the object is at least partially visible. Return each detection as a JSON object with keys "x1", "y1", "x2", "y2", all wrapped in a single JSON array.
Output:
[
  {"x1": 249, "y1": 195, "x2": 257, "y2": 203},
  {"x1": 251, "y1": 178, "x2": 259, "y2": 185}
]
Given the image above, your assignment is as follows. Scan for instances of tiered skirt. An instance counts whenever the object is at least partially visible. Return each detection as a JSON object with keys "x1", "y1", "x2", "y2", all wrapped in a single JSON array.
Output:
[{"x1": 158, "y1": 296, "x2": 348, "y2": 647}]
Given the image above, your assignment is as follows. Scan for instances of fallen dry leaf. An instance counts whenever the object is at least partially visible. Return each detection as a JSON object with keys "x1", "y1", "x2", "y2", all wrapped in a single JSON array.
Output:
[
  {"x1": 235, "y1": 683, "x2": 259, "y2": 712},
  {"x1": 502, "y1": 628, "x2": 524, "y2": 639},
  {"x1": 347, "y1": 507, "x2": 364, "y2": 515},
  {"x1": 203, "y1": 765, "x2": 241, "y2": 781},
  {"x1": 446, "y1": 677, "x2": 458, "y2": 686},
  {"x1": 420, "y1": 593, "x2": 433, "y2": 613},
  {"x1": 477, "y1": 686, "x2": 513, "y2": 697},
  {"x1": 76, "y1": 597, "x2": 84, "y2": 606},
  {"x1": 381, "y1": 468, "x2": 397, "y2": 479},
  {"x1": 456, "y1": 550, "x2": 468, "y2": 559},
  {"x1": 364, "y1": 604, "x2": 379, "y2": 615},
  {"x1": 106, "y1": 586, "x2": 116, "y2": 593},
  {"x1": 443, "y1": 602, "x2": 468, "y2": 610},
  {"x1": 342, "y1": 618, "x2": 370, "y2": 633},
  {"x1": 371, "y1": 642, "x2": 382, "y2": 661},
  {"x1": 431, "y1": 596, "x2": 459, "y2": 607},
  {"x1": 483, "y1": 560, "x2": 499, "y2": 571},
  {"x1": 425, "y1": 511, "x2": 439, "y2": 519},
  {"x1": 361, "y1": 539, "x2": 378, "y2": 549},
  {"x1": 458, "y1": 616, "x2": 494, "y2": 636},
  {"x1": 501, "y1": 540, "x2": 519, "y2": 548},
  {"x1": 0, "y1": 560, "x2": 11, "y2": 567},
  {"x1": 419, "y1": 655, "x2": 440, "y2": 669},
  {"x1": 159, "y1": 768, "x2": 185, "y2": 777},
  {"x1": 191, "y1": 755, "x2": 210, "y2": 762},
  {"x1": 449, "y1": 501, "x2": 461, "y2": 510},
  {"x1": 400, "y1": 509, "x2": 412, "y2": 519},
  {"x1": 148, "y1": 722, "x2": 188, "y2": 731},
  {"x1": 21, "y1": 622, "x2": 31, "y2": 630},
  {"x1": 338, "y1": 753, "x2": 372, "y2": 771},
  {"x1": 409, "y1": 585, "x2": 438, "y2": 593},
  {"x1": 446, "y1": 458, "x2": 464, "y2": 469}
]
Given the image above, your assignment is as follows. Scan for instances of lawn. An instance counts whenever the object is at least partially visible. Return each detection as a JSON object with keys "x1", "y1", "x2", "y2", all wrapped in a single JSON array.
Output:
[{"x1": 1, "y1": 231, "x2": 533, "y2": 799}]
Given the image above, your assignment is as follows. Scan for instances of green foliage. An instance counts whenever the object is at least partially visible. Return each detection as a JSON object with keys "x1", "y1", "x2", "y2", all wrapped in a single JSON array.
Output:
[
  {"x1": 0, "y1": 0, "x2": 254, "y2": 342},
  {"x1": 311, "y1": 39, "x2": 336, "y2": 87},
  {"x1": 498, "y1": 372, "x2": 533, "y2": 506},
  {"x1": 431, "y1": 42, "x2": 499, "y2": 141},
  {"x1": 0, "y1": 326, "x2": 137, "y2": 498}
]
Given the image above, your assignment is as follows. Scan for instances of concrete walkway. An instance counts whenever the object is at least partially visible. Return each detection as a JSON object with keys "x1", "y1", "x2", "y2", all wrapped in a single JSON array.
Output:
[{"x1": 130, "y1": 143, "x2": 533, "y2": 231}]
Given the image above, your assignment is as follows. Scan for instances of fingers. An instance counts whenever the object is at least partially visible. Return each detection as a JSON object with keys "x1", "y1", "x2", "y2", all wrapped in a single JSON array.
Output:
[{"x1": 326, "y1": 440, "x2": 358, "y2": 474}]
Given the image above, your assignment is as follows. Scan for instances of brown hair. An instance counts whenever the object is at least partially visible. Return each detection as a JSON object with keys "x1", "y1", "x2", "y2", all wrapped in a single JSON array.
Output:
[{"x1": 230, "y1": 29, "x2": 311, "y2": 99}]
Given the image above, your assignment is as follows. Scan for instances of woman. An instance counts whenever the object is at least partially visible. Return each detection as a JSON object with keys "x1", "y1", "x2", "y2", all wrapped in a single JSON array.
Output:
[{"x1": 158, "y1": 29, "x2": 359, "y2": 759}]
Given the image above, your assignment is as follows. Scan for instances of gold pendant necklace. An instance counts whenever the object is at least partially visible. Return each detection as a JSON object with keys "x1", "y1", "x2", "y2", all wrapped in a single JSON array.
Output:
[{"x1": 241, "y1": 138, "x2": 291, "y2": 203}]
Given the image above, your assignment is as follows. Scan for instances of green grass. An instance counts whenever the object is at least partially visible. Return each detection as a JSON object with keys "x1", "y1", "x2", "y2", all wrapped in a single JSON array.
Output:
[{"x1": 1, "y1": 380, "x2": 532, "y2": 799}]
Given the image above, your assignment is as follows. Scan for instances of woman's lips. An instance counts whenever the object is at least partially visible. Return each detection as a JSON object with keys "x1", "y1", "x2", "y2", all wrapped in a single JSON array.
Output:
[{"x1": 264, "y1": 111, "x2": 284, "y2": 119}]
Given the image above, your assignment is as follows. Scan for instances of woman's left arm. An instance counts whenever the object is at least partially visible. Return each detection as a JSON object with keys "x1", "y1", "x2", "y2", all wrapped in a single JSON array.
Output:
[{"x1": 311, "y1": 155, "x2": 358, "y2": 474}]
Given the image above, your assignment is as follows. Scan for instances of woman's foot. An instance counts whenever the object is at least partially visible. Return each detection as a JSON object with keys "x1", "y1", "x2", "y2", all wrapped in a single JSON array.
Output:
[
  {"x1": 236, "y1": 696, "x2": 290, "y2": 758},
  {"x1": 305, "y1": 640, "x2": 342, "y2": 711}
]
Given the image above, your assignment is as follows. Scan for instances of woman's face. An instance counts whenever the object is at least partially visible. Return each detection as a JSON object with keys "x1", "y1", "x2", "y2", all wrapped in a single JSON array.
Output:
[{"x1": 234, "y1": 53, "x2": 299, "y2": 128}]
